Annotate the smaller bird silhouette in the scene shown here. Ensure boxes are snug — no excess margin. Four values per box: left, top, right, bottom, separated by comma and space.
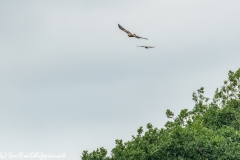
137, 46, 155, 49
118, 24, 148, 40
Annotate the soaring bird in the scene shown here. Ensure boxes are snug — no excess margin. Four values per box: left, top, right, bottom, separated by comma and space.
137, 46, 155, 49
118, 24, 148, 40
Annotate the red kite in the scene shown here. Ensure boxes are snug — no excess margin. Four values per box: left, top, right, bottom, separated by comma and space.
137, 46, 155, 49
118, 24, 148, 40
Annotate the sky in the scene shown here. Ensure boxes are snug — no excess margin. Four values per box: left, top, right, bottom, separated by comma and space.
0, 0, 240, 159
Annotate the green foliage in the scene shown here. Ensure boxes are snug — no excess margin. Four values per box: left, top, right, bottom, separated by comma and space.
82, 147, 110, 160
81, 68, 240, 160
166, 109, 174, 119
213, 69, 240, 107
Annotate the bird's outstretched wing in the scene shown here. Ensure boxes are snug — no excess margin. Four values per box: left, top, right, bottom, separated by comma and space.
134, 35, 148, 40
118, 24, 132, 35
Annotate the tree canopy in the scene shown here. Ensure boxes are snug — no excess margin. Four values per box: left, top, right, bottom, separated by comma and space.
81, 68, 240, 160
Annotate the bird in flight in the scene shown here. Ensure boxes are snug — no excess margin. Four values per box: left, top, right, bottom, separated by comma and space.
137, 46, 155, 49
118, 24, 148, 40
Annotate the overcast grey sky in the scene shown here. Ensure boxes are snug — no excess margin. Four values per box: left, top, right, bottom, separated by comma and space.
0, 0, 240, 159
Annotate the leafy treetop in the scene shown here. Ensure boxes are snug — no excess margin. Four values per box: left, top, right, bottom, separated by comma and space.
81, 68, 240, 160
